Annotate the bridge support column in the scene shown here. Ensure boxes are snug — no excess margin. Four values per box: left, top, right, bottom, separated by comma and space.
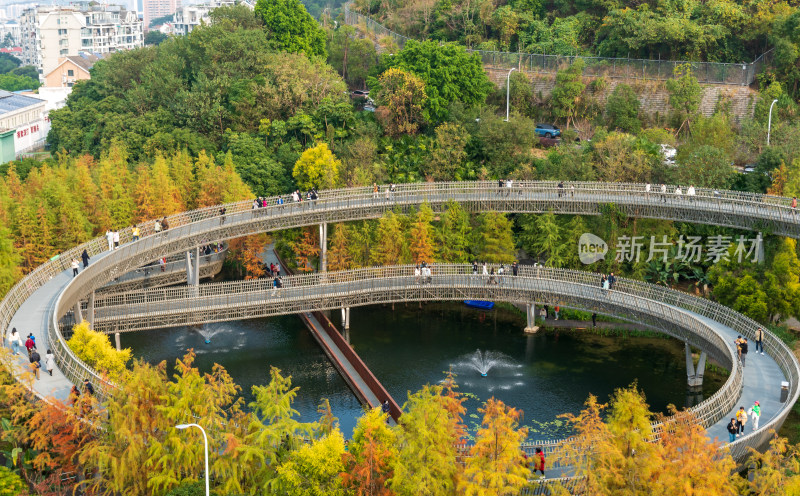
87, 292, 95, 327
341, 307, 350, 330
686, 343, 706, 391
319, 223, 328, 272
193, 246, 200, 285
186, 248, 200, 286
524, 303, 539, 333
74, 302, 83, 324
114, 332, 121, 351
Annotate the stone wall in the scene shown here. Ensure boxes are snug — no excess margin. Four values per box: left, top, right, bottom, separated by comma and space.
486, 68, 758, 122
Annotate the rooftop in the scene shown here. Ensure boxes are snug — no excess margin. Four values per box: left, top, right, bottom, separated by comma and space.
0, 90, 45, 115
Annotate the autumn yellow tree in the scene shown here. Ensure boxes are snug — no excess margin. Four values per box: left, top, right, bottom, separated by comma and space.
341, 407, 398, 496
66, 321, 131, 380
372, 212, 405, 266
746, 434, 800, 495
408, 204, 435, 264
293, 142, 341, 191
293, 227, 321, 272
459, 398, 529, 496
328, 224, 354, 272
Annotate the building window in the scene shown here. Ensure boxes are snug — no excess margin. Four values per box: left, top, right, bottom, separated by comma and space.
67, 69, 74, 76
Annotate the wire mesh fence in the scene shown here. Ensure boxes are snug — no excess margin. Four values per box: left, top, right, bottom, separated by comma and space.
343, 4, 772, 86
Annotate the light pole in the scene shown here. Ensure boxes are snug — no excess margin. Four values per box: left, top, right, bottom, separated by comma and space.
767, 99, 778, 146
505, 67, 516, 122
176, 424, 209, 496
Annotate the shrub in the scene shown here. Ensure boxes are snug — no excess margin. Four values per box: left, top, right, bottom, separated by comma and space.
66, 321, 131, 379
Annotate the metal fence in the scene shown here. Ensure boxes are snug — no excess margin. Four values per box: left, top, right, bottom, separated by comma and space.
343, 3, 773, 86
0, 181, 797, 476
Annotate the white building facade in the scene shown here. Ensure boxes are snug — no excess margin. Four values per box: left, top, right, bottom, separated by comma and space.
20, 4, 142, 77
173, 0, 251, 36
0, 90, 50, 156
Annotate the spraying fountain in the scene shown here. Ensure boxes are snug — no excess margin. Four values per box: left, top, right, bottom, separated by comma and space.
194, 325, 221, 344
453, 349, 518, 377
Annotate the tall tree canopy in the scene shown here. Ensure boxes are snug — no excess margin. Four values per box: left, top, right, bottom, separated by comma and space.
255, 0, 327, 58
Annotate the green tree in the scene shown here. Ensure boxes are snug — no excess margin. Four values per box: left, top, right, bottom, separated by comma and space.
255, 0, 326, 57
605, 83, 641, 133
391, 385, 461, 496
372, 212, 405, 265
673, 145, 736, 189
666, 64, 702, 135
293, 142, 341, 190
0, 227, 21, 297
0, 73, 40, 91
384, 40, 492, 122
550, 59, 585, 129
437, 201, 472, 263
0, 466, 26, 496
426, 123, 469, 181
145, 31, 168, 45
475, 212, 516, 263
375, 68, 427, 138
531, 212, 565, 267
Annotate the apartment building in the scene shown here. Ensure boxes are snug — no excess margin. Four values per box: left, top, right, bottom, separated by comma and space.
173, 0, 252, 36
0, 90, 49, 159
143, 0, 181, 31
20, 4, 142, 77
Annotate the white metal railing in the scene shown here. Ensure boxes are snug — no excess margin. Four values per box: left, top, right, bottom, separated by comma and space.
0, 181, 796, 457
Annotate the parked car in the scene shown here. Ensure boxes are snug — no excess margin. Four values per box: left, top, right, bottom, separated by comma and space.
363, 104, 376, 112
535, 123, 561, 138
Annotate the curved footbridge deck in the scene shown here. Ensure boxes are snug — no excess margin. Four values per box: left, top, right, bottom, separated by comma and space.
1, 181, 799, 479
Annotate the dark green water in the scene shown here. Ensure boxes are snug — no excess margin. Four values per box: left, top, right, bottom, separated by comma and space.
123, 302, 725, 439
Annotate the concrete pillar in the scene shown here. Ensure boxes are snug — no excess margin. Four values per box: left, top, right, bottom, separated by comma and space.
319, 223, 328, 272
87, 291, 95, 327
74, 302, 83, 323
524, 303, 539, 334
186, 251, 193, 284
686, 343, 706, 391
193, 246, 200, 285
114, 332, 121, 351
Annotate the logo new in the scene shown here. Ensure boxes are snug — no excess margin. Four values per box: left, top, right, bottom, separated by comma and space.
579, 233, 608, 264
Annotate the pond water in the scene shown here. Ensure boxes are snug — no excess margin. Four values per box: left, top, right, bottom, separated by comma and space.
124, 302, 725, 439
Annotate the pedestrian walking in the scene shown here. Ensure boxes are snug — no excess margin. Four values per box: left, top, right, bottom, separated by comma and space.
687, 185, 696, 202
24, 334, 35, 358
424, 264, 432, 284
793, 197, 797, 214
29, 349, 40, 379
506, 178, 513, 196
592, 313, 597, 328
81, 249, 90, 268
512, 261, 518, 276
414, 264, 421, 284
69, 385, 80, 406
602, 276, 610, 293
608, 272, 616, 290
45, 349, 55, 376
570, 184, 575, 197
554, 306, 560, 320
498, 178, 504, 195
373, 183, 378, 199
534, 448, 545, 478
727, 418, 738, 443
740, 338, 749, 367
83, 379, 95, 396
472, 261, 478, 275
219, 207, 227, 224
71, 258, 79, 277
660, 183, 667, 202
558, 181, 564, 198
271, 276, 283, 296
748, 401, 761, 430
487, 268, 497, 285
755, 327, 764, 355
132, 225, 140, 241
113, 230, 120, 249
154, 219, 162, 234
161, 217, 169, 231
736, 406, 747, 435
8, 328, 20, 355
675, 186, 683, 198
382, 400, 390, 414
105, 229, 114, 251
645, 183, 651, 197
735, 336, 743, 362
482, 262, 488, 277
498, 264, 504, 285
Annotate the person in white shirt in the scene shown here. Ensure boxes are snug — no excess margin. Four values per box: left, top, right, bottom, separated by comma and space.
645, 183, 651, 195
113, 230, 120, 249
687, 185, 696, 202
71, 258, 79, 277
675, 187, 682, 197
105, 230, 114, 251
506, 179, 513, 196
414, 265, 421, 284
660, 184, 667, 203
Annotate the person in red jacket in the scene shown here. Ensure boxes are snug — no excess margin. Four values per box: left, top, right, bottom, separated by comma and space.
534, 447, 545, 479
24, 334, 35, 358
